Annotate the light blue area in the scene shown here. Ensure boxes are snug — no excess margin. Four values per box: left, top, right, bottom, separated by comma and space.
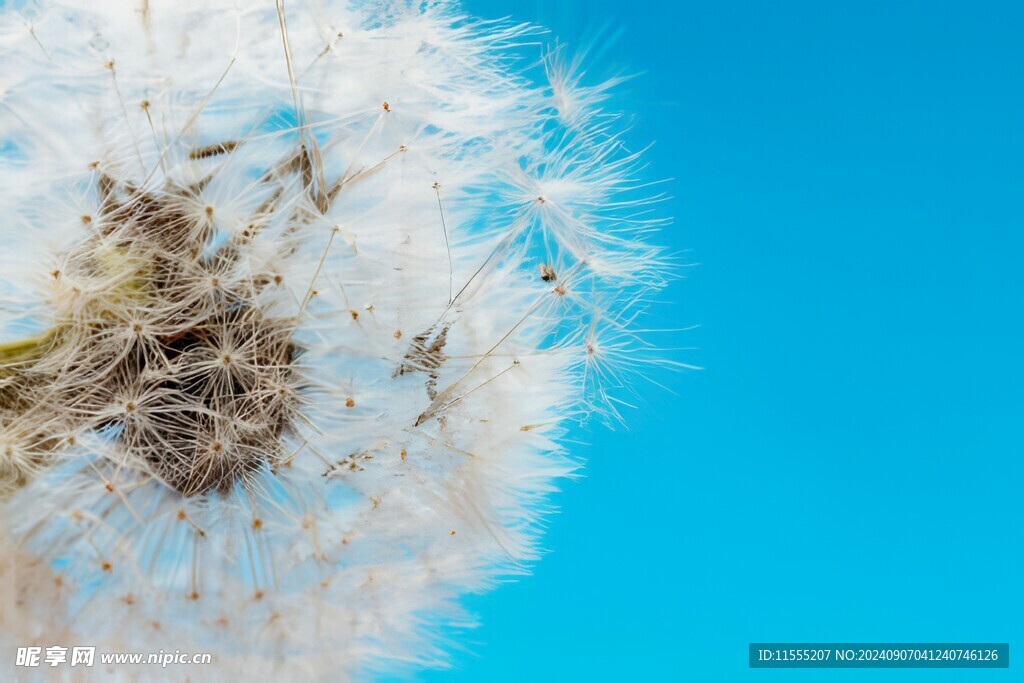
405, 1, 1022, 681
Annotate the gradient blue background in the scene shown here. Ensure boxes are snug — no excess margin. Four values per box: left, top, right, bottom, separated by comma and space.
418, 1, 1023, 681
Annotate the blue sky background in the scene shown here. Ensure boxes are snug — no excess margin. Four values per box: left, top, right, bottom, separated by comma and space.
414, 1, 1024, 681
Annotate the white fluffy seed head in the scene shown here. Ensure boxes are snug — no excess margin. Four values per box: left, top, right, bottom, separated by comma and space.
0, 0, 676, 679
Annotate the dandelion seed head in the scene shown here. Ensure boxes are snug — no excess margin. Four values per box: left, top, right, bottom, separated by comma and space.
0, 0, 680, 678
